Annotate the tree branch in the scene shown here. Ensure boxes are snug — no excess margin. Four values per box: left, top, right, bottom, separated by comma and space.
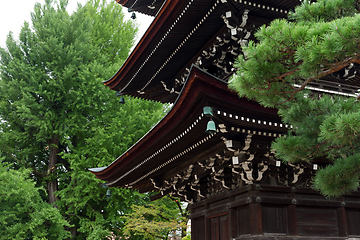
298, 55, 360, 92
1, 143, 46, 177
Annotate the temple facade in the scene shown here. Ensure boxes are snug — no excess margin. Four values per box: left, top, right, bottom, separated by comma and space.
91, 0, 360, 239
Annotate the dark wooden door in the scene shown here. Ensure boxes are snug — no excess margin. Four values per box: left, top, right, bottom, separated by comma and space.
209, 214, 229, 240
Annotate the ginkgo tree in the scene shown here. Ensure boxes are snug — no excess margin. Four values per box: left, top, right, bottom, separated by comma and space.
0, 0, 166, 238
0, 160, 71, 240
230, 0, 360, 197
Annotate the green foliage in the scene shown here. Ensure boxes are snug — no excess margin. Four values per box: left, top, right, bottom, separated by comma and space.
56, 96, 165, 239
273, 95, 358, 162
0, 0, 165, 238
231, 0, 360, 197
289, 0, 358, 22
122, 196, 188, 240
0, 161, 70, 240
272, 95, 360, 196
182, 235, 191, 240
230, 0, 360, 107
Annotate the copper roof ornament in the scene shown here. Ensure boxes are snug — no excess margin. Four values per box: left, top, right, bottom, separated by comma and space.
128, 7, 136, 19
116, 91, 125, 104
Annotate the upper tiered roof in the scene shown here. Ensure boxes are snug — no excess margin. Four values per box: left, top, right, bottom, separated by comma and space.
117, 0, 165, 16
107, 0, 360, 103
105, 0, 302, 103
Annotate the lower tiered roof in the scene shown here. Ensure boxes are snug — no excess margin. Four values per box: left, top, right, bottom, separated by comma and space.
91, 66, 320, 203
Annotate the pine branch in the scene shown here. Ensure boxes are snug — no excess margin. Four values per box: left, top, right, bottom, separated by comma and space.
299, 55, 360, 90
277, 54, 360, 105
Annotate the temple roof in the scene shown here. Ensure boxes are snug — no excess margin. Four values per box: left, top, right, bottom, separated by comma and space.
109, 0, 360, 103
117, 0, 165, 16
106, 0, 302, 103
92, 66, 289, 193
90, 0, 341, 201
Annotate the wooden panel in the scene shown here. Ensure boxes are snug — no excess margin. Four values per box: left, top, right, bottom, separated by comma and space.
346, 208, 360, 236
297, 207, 338, 237
260, 192, 288, 198
219, 215, 230, 240
237, 206, 250, 236
229, 208, 237, 238
249, 203, 263, 235
192, 217, 205, 240
210, 217, 219, 240
262, 205, 287, 234
209, 198, 230, 208
208, 214, 229, 240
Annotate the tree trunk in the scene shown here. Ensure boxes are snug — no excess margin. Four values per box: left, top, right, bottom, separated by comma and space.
48, 136, 59, 206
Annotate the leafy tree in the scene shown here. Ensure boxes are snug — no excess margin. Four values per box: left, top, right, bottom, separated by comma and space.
0, 0, 165, 238
122, 196, 189, 240
230, 0, 360, 197
0, 161, 70, 240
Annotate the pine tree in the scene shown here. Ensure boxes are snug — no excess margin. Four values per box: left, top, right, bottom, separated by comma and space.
0, 0, 165, 238
230, 0, 360, 197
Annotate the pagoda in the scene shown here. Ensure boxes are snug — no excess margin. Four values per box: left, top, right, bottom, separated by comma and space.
91, 0, 360, 239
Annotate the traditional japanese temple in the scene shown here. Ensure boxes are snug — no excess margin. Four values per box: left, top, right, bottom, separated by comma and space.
91, 0, 360, 239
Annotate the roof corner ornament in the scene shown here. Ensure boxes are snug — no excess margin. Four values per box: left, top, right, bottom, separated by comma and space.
128, 7, 136, 19
116, 91, 125, 104
203, 106, 217, 134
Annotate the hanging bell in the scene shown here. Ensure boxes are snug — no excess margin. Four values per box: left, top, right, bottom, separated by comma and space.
206, 119, 216, 134
119, 96, 125, 104
130, 12, 136, 19
105, 189, 111, 199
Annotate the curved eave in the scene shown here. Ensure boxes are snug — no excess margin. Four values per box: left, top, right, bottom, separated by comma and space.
104, 0, 185, 90
117, 0, 130, 5
91, 65, 283, 186
116, 0, 165, 16
105, 0, 300, 102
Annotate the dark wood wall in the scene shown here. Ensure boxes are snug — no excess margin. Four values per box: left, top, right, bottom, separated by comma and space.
189, 185, 360, 240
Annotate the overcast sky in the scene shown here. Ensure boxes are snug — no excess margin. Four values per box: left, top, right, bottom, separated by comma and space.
0, 0, 153, 48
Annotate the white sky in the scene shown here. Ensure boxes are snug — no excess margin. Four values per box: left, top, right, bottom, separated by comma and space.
0, 0, 153, 48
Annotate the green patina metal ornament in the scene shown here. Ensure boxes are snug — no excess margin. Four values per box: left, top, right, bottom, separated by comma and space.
116, 91, 125, 104
206, 119, 216, 134
203, 106, 213, 117
105, 189, 111, 199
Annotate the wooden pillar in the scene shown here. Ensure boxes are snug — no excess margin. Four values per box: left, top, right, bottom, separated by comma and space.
287, 204, 298, 236
337, 207, 348, 237
229, 207, 237, 238
204, 203, 210, 240
287, 192, 298, 236
249, 202, 262, 235
249, 187, 262, 235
